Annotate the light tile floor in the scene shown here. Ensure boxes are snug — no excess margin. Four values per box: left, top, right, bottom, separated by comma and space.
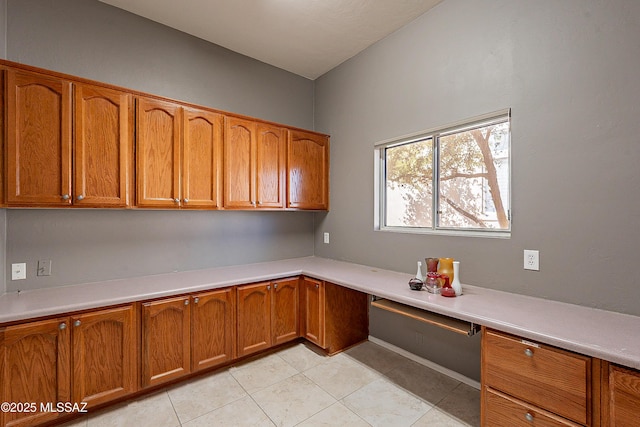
61, 341, 480, 427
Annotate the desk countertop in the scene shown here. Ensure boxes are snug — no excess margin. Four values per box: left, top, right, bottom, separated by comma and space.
1, 256, 639, 369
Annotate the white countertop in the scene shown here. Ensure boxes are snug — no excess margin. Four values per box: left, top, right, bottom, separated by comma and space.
1, 256, 639, 369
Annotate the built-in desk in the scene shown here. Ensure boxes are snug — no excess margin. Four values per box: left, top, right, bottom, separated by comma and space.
1, 255, 640, 369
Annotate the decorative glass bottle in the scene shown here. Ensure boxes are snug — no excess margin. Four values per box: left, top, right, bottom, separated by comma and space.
451, 261, 462, 296
437, 257, 454, 287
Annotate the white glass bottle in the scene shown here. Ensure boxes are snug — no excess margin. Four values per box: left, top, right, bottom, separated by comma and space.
451, 261, 462, 296
415, 261, 424, 282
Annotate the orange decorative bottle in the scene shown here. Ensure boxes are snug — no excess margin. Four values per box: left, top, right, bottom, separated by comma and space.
437, 257, 454, 286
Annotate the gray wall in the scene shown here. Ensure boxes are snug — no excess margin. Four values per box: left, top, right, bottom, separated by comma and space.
4, 0, 316, 290
314, 0, 640, 380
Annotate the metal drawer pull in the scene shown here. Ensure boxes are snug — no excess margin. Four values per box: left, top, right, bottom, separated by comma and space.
74, 320, 81, 327
524, 348, 533, 357
525, 412, 534, 422
194, 297, 199, 304
59, 322, 67, 330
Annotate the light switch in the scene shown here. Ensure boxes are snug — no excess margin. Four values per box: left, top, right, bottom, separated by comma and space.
38, 260, 52, 276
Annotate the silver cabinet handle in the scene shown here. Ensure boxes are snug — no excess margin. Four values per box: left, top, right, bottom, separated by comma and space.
77, 194, 84, 201
62, 194, 70, 200
74, 320, 81, 327
525, 412, 534, 422
257, 201, 262, 205
184, 299, 189, 305
194, 297, 199, 304
315, 284, 319, 289
524, 348, 533, 357
59, 322, 67, 330
183, 198, 189, 203
174, 198, 180, 204
267, 285, 271, 290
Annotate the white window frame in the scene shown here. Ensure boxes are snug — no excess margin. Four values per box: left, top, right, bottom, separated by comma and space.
374, 109, 511, 238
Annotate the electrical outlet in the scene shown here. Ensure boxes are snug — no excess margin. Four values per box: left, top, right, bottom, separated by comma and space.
12, 263, 27, 280
524, 250, 540, 271
323, 232, 330, 244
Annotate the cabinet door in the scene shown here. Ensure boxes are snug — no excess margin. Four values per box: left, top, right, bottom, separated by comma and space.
256, 124, 286, 208
183, 108, 223, 209
224, 117, 256, 208
6, 69, 72, 206
136, 97, 182, 208
300, 277, 325, 348
237, 282, 271, 357
0, 318, 71, 427
272, 278, 299, 345
71, 305, 137, 408
75, 83, 133, 207
287, 130, 329, 210
141, 296, 191, 387
191, 288, 236, 371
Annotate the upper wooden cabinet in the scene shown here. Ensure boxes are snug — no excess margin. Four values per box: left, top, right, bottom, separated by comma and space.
1, 60, 328, 210
224, 117, 286, 209
74, 83, 133, 207
6, 69, 72, 206
0, 317, 71, 427
136, 98, 223, 209
287, 129, 329, 210
5, 69, 133, 207
136, 97, 182, 208
183, 107, 224, 209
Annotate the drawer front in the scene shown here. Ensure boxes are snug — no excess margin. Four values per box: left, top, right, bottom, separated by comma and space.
484, 387, 582, 427
483, 330, 590, 425
608, 364, 640, 426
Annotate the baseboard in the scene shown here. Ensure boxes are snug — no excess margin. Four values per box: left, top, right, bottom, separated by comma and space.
368, 335, 481, 390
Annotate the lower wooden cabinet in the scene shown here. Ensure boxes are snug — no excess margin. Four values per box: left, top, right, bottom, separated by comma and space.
300, 278, 369, 355
0, 318, 71, 427
0, 305, 137, 427
271, 278, 300, 346
71, 305, 138, 408
141, 295, 192, 387
237, 278, 299, 357
601, 363, 640, 426
141, 288, 237, 387
191, 288, 236, 371
0, 277, 371, 427
300, 277, 325, 347
482, 328, 593, 426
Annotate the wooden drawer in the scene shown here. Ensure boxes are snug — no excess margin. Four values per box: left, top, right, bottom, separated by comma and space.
483, 329, 590, 425
484, 387, 582, 427
605, 364, 640, 426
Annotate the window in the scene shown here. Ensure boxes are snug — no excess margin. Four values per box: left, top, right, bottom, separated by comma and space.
375, 109, 511, 236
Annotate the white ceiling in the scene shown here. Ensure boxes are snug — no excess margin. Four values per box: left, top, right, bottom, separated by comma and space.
99, 0, 442, 80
